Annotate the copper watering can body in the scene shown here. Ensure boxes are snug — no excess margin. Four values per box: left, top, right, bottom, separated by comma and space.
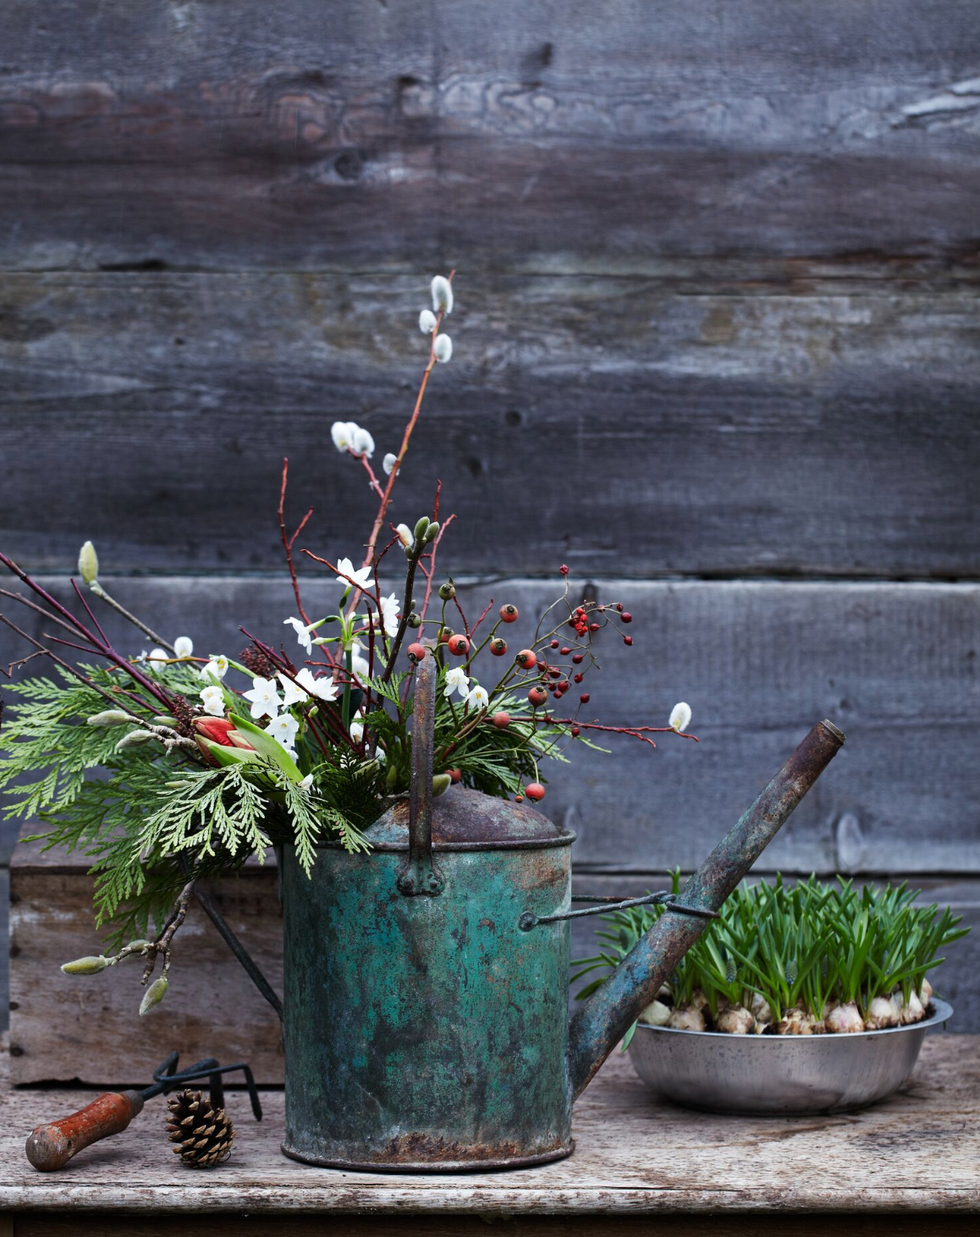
280, 652, 845, 1171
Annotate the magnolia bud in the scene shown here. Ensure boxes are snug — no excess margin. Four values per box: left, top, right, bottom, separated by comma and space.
139, 976, 168, 1016
78, 540, 99, 585
424, 521, 439, 543
126, 940, 150, 953
432, 773, 452, 798
86, 710, 133, 727
61, 955, 108, 975
115, 729, 158, 751
414, 516, 430, 541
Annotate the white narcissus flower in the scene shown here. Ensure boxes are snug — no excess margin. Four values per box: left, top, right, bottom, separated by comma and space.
431, 275, 453, 315
299, 773, 314, 791
297, 667, 339, 702
351, 426, 375, 458
201, 655, 229, 680
267, 712, 300, 752
173, 636, 194, 659
466, 684, 489, 711
396, 523, 414, 548
331, 421, 359, 452
350, 645, 372, 681
669, 701, 692, 733
199, 685, 226, 717
335, 557, 373, 591
243, 676, 281, 720
419, 308, 437, 334
146, 648, 169, 673
443, 666, 470, 699
349, 709, 366, 742
278, 672, 309, 708
376, 593, 400, 638
383, 452, 398, 476
433, 333, 452, 364
284, 615, 319, 655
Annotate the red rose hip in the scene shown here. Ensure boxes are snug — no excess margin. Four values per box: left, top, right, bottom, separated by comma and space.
499, 604, 519, 623
493, 711, 511, 729
447, 634, 470, 656
528, 686, 548, 707
515, 648, 537, 669
407, 643, 427, 662
489, 637, 508, 656
525, 782, 546, 802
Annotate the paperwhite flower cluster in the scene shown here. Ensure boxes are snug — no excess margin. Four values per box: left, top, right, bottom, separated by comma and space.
239, 668, 339, 756
443, 666, 488, 712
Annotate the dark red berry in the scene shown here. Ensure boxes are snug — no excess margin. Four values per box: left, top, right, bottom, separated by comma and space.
549, 668, 561, 679
571, 725, 580, 737
558, 680, 570, 692
490, 637, 508, 656
623, 634, 633, 646
621, 612, 632, 624
500, 604, 519, 624
559, 564, 569, 576
560, 646, 571, 656
616, 603, 624, 612
550, 639, 559, 649
572, 653, 584, 664
589, 622, 600, 632
580, 693, 590, 704
573, 672, 584, 683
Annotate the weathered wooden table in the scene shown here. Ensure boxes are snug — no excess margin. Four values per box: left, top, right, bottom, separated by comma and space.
1, 1036, 977, 1236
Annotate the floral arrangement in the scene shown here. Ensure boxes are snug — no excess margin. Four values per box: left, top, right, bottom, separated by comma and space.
575, 873, 967, 1042
0, 275, 696, 1016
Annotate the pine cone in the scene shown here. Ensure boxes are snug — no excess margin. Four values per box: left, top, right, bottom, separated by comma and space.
165, 1089, 234, 1168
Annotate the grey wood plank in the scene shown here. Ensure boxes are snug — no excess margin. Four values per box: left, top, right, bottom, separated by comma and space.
0, 1, 978, 271
0, 577, 976, 874
1, 274, 977, 577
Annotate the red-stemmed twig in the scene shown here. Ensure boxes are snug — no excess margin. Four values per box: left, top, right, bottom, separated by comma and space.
278, 459, 315, 627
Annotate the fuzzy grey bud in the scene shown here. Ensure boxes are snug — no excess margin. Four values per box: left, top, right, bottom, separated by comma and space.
61, 955, 108, 975
78, 540, 99, 585
86, 710, 134, 728
139, 976, 169, 1016
115, 729, 158, 751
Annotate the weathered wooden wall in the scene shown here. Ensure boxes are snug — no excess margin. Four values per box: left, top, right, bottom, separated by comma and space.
1, 0, 978, 1043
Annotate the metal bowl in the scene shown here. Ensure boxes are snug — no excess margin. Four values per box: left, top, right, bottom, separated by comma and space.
628, 999, 953, 1115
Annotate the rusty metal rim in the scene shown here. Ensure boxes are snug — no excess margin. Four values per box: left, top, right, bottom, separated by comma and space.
318, 833, 576, 853
280, 1139, 575, 1173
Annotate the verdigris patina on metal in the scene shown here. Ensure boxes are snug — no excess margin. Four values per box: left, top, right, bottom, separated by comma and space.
281, 652, 845, 1171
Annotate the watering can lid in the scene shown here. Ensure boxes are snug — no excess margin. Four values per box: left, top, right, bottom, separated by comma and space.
358, 784, 575, 852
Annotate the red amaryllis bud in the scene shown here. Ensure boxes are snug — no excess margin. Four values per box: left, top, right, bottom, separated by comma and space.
407, 643, 427, 662
447, 634, 470, 656
493, 711, 511, 729
193, 718, 237, 746
515, 648, 537, 669
499, 604, 519, 623
490, 637, 508, 656
525, 783, 546, 802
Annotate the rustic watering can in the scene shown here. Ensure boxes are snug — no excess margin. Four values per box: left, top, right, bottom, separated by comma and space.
280, 653, 844, 1171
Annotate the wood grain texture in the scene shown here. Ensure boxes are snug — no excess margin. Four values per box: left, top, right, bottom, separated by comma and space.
1, 274, 978, 577
2, 1039, 978, 1214
0, 2, 979, 272
1, 576, 976, 872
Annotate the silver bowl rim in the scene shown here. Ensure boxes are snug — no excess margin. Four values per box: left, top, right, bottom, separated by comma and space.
631, 997, 953, 1043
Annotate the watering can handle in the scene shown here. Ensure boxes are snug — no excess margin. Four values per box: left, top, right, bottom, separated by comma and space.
397, 647, 445, 897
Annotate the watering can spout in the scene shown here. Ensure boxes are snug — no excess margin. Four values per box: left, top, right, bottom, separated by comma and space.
566, 719, 846, 1099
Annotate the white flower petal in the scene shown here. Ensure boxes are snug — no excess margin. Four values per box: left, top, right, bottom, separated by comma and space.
199, 685, 226, 718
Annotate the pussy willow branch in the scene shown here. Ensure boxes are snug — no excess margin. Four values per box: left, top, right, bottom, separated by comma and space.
88, 580, 176, 655
278, 458, 314, 627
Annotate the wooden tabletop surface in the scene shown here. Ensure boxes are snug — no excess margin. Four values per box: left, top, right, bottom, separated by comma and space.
2, 1035, 978, 1219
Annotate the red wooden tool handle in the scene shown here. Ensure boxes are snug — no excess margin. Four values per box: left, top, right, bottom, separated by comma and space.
26, 1090, 144, 1171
